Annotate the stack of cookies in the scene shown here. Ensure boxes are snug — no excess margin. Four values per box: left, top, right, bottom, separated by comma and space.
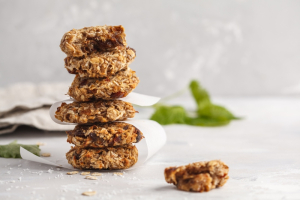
55, 25, 144, 170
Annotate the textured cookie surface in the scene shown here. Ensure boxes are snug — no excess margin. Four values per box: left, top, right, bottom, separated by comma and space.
68, 68, 139, 101
164, 160, 229, 192
60, 25, 127, 57
66, 145, 138, 170
66, 122, 144, 148
55, 100, 136, 124
65, 47, 136, 78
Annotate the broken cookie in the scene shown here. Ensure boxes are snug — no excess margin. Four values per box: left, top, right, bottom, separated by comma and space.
164, 160, 229, 192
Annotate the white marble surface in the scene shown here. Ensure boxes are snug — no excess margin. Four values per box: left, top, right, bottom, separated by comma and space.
1, 97, 300, 200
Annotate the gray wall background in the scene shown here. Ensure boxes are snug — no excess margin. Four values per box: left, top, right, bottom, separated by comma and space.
0, 0, 300, 97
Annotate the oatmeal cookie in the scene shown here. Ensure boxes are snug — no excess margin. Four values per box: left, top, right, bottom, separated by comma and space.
55, 100, 136, 124
60, 25, 127, 57
64, 47, 136, 78
66, 145, 138, 170
68, 68, 139, 101
164, 160, 229, 192
66, 122, 144, 148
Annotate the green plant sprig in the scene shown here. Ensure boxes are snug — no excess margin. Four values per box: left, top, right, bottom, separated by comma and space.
150, 80, 240, 126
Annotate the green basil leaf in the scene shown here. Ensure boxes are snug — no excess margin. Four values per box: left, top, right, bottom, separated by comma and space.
190, 80, 239, 120
150, 105, 231, 126
198, 104, 239, 120
150, 80, 241, 127
189, 80, 211, 109
186, 116, 231, 126
0, 140, 41, 158
150, 105, 187, 125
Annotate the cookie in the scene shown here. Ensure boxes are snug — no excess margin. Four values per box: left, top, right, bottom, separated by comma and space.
64, 47, 136, 78
164, 160, 229, 192
60, 25, 127, 57
55, 100, 136, 124
66, 122, 144, 148
66, 145, 138, 170
68, 68, 139, 101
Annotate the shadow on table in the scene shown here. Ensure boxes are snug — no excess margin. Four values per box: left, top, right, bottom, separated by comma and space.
154, 185, 177, 192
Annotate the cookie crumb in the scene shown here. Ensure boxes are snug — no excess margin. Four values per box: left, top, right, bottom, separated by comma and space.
41, 153, 51, 157
113, 172, 123, 176
85, 176, 98, 180
91, 172, 102, 176
36, 142, 46, 146
81, 172, 90, 175
67, 171, 79, 175
82, 191, 96, 196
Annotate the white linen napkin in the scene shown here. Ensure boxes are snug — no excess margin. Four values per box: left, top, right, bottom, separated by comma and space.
0, 82, 75, 135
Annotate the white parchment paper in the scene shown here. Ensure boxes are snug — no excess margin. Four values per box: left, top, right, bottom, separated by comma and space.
20, 119, 167, 170
120, 92, 160, 106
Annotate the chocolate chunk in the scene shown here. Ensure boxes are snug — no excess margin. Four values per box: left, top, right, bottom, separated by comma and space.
93, 39, 124, 52
79, 79, 88, 87
113, 135, 122, 143
110, 91, 126, 98
135, 128, 143, 142
67, 68, 77, 74
66, 114, 71, 121
70, 129, 85, 137
108, 139, 114, 147
74, 150, 81, 160
90, 132, 98, 141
